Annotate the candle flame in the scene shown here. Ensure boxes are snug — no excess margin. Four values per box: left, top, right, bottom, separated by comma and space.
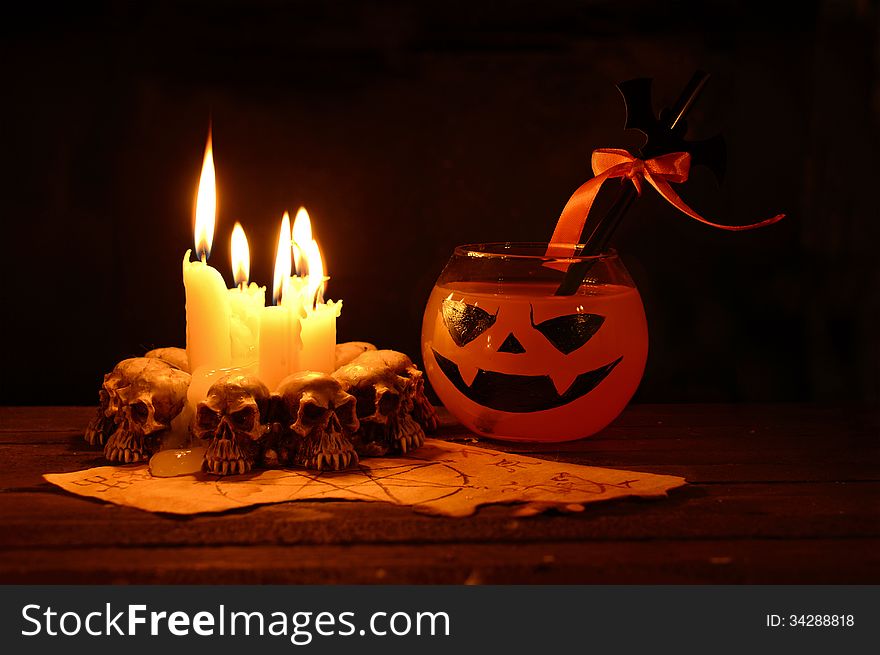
292, 206, 312, 276
305, 239, 325, 306
291, 206, 326, 306
194, 130, 216, 261
272, 211, 292, 305
230, 222, 250, 288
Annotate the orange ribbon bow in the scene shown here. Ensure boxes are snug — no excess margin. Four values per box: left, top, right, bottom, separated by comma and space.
546, 148, 785, 258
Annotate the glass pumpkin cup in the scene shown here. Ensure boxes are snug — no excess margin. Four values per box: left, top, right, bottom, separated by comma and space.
421, 243, 647, 442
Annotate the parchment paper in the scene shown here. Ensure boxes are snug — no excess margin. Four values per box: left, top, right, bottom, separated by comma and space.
44, 439, 685, 517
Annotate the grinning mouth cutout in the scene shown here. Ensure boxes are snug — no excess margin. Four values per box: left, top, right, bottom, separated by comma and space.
432, 349, 623, 413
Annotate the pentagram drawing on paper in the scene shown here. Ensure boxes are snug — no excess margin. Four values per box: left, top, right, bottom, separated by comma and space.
44, 439, 686, 517
213, 453, 473, 509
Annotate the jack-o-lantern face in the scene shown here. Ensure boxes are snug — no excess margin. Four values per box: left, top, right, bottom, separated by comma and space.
422, 284, 648, 442
431, 298, 621, 413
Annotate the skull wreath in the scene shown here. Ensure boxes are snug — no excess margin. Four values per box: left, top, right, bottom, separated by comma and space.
85, 345, 432, 471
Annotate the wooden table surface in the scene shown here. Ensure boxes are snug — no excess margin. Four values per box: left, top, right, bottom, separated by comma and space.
0, 404, 877, 584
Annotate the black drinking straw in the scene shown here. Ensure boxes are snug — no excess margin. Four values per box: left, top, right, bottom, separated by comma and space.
554, 71, 712, 296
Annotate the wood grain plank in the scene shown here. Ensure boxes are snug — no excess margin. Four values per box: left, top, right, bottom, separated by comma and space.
0, 404, 876, 584
1, 539, 877, 584
0, 481, 876, 548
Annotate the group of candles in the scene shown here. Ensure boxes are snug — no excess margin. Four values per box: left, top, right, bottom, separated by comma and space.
182, 132, 341, 402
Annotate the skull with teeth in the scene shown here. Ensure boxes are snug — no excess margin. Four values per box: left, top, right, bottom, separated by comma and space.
194, 374, 270, 476
366, 350, 439, 433
97, 357, 191, 463
86, 358, 143, 447
333, 353, 426, 456
86, 349, 190, 446
277, 371, 359, 471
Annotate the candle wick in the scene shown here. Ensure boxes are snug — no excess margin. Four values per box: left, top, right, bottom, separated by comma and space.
238, 282, 246, 291
200, 253, 207, 264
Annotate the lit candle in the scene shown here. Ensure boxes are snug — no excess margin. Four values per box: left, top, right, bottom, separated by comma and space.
258, 212, 302, 390
228, 222, 265, 366
289, 207, 341, 374
183, 130, 231, 374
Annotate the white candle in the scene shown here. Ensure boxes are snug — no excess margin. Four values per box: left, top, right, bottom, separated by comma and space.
228, 223, 265, 366
290, 207, 339, 374
258, 212, 302, 390
299, 300, 341, 373
183, 131, 232, 373
258, 306, 297, 391
229, 284, 265, 365
183, 252, 232, 372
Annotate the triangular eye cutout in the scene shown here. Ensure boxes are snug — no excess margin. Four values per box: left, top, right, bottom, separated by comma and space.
530, 305, 605, 354
497, 332, 526, 354
441, 298, 498, 347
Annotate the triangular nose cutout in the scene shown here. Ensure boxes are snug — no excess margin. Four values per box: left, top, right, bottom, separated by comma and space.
498, 332, 526, 354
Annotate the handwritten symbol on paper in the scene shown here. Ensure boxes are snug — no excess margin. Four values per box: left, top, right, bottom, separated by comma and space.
72, 472, 141, 493
542, 471, 639, 495
492, 458, 532, 473
209, 456, 475, 508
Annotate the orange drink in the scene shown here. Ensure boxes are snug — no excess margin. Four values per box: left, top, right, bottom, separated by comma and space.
421, 244, 647, 442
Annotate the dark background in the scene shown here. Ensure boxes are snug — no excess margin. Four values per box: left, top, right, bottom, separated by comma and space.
1, 0, 877, 406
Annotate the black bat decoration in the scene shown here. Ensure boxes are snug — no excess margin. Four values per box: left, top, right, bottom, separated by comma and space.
555, 71, 723, 295
617, 77, 727, 182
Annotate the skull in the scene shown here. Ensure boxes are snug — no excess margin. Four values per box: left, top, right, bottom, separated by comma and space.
193, 374, 270, 475
366, 350, 438, 433
99, 358, 191, 463
277, 371, 359, 471
333, 353, 426, 456
334, 341, 377, 369
145, 346, 190, 372
86, 358, 144, 447
85, 349, 190, 446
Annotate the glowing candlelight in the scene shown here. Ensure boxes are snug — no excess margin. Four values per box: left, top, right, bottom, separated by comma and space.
259, 212, 301, 390
289, 207, 340, 373
228, 222, 265, 367
194, 132, 217, 262
183, 129, 231, 374
230, 222, 250, 288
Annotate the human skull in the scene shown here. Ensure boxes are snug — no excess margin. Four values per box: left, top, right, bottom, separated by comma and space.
277, 371, 359, 471
85, 349, 190, 446
334, 341, 377, 369
366, 350, 438, 433
145, 346, 190, 372
99, 358, 191, 463
193, 373, 270, 475
86, 358, 143, 447
333, 354, 425, 456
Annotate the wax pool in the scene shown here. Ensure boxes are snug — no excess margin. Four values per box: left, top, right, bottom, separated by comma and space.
149, 447, 207, 478
422, 280, 648, 442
